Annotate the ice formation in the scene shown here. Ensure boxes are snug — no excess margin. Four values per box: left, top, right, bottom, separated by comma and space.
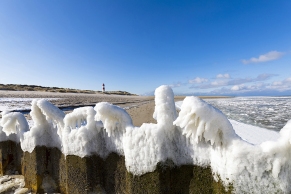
0, 112, 28, 142
62, 106, 103, 157
174, 96, 240, 146
19, 100, 64, 152
124, 85, 184, 174
175, 101, 281, 145
1, 85, 291, 193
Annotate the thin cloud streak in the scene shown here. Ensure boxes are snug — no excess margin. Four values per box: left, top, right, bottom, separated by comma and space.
189, 77, 208, 84
216, 73, 230, 79
200, 77, 291, 95
169, 83, 182, 88
242, 51, 285, 64
190, 74, 276, 89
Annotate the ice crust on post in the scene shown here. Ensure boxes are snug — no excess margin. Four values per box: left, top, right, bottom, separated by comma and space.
174, 96, 240, 146
124, 85, 183, 174
0, 112, 29, 142
62, 106, 103, 157
19, 100, 64, 152
1, 85, 291, 193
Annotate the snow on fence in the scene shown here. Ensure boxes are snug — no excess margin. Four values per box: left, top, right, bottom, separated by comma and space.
0, 85, 291, 193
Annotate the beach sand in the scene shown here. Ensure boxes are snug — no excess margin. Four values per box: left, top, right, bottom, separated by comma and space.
126, 97, 195, 126
0, 91, 187, 126
0, 90, 183, 126
126, 101, 157, 126
0, 90, 153, 107
0, 90, 154, 120
0, 90, 229, 123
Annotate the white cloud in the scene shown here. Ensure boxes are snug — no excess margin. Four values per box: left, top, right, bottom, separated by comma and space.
189, 76, 291, 95
231, 85, 241, 91
189, 77, 208, 84
209, 83, 268, 95
216, 73, 230, 79
169, 83, 181, 88
268, 77, 291, 92
210, 80, 228, 86
272, 81, 282, 86
256, 73, 276, 81
242, 51, 284, 64
231, 84, 254, 91
191, 74, 276, 89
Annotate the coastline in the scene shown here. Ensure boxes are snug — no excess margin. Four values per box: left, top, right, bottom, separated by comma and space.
0, 90, 230, 122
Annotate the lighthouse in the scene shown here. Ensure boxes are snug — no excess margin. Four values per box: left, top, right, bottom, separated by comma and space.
102, 83, 105, 92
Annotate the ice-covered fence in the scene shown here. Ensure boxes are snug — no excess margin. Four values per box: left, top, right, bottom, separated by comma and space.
1, 85, 291, 193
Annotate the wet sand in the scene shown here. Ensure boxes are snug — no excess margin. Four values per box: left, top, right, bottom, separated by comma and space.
126, 101, 157, 126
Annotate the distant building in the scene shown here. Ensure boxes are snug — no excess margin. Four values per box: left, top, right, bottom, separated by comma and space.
102, 83, 105, 92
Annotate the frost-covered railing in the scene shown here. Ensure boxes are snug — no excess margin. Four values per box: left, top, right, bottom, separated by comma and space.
1, 85, 291, 193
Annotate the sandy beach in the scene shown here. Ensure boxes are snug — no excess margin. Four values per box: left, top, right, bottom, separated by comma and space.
0, 90, 185, 127
0, 90, 189, 126
0, 90, 153, 107
0, 90, 230, 123
0, 90, 155, 120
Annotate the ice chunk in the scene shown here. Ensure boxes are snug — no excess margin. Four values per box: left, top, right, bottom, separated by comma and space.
62, 107, 104, 157
259, 119, 291, 186
124, 86, 186, 175
94, 102, 133, 137
174, 96, 239, 146
21, 99, 64, 152
153, 85, 177, 128
0, 112, 29, 142
64, 106, 97, 131
33, 99, 65, 134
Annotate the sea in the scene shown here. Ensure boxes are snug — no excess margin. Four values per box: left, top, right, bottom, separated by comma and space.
204, 96, 291, 131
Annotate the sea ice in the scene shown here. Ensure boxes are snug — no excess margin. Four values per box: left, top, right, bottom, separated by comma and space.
175, 101, 280, 145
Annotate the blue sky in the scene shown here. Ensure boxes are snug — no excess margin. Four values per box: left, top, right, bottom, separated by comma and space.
0, 0, 290, 96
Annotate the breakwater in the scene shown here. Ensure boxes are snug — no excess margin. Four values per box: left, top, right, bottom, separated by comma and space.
1, 85, 291, 193
0, 141, 228, 193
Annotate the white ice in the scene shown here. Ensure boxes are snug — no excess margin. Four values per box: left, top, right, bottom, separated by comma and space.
203, 96, 291, 131
175, 101, 280, 145
0, 112, 29, 142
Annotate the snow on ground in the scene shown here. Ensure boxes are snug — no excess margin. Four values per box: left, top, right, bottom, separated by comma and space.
229, 119, 279, 145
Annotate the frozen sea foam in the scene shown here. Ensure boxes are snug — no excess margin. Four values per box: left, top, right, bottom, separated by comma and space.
0, 85, 291, 193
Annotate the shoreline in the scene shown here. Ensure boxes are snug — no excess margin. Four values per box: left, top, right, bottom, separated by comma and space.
0, 90, 230, 115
